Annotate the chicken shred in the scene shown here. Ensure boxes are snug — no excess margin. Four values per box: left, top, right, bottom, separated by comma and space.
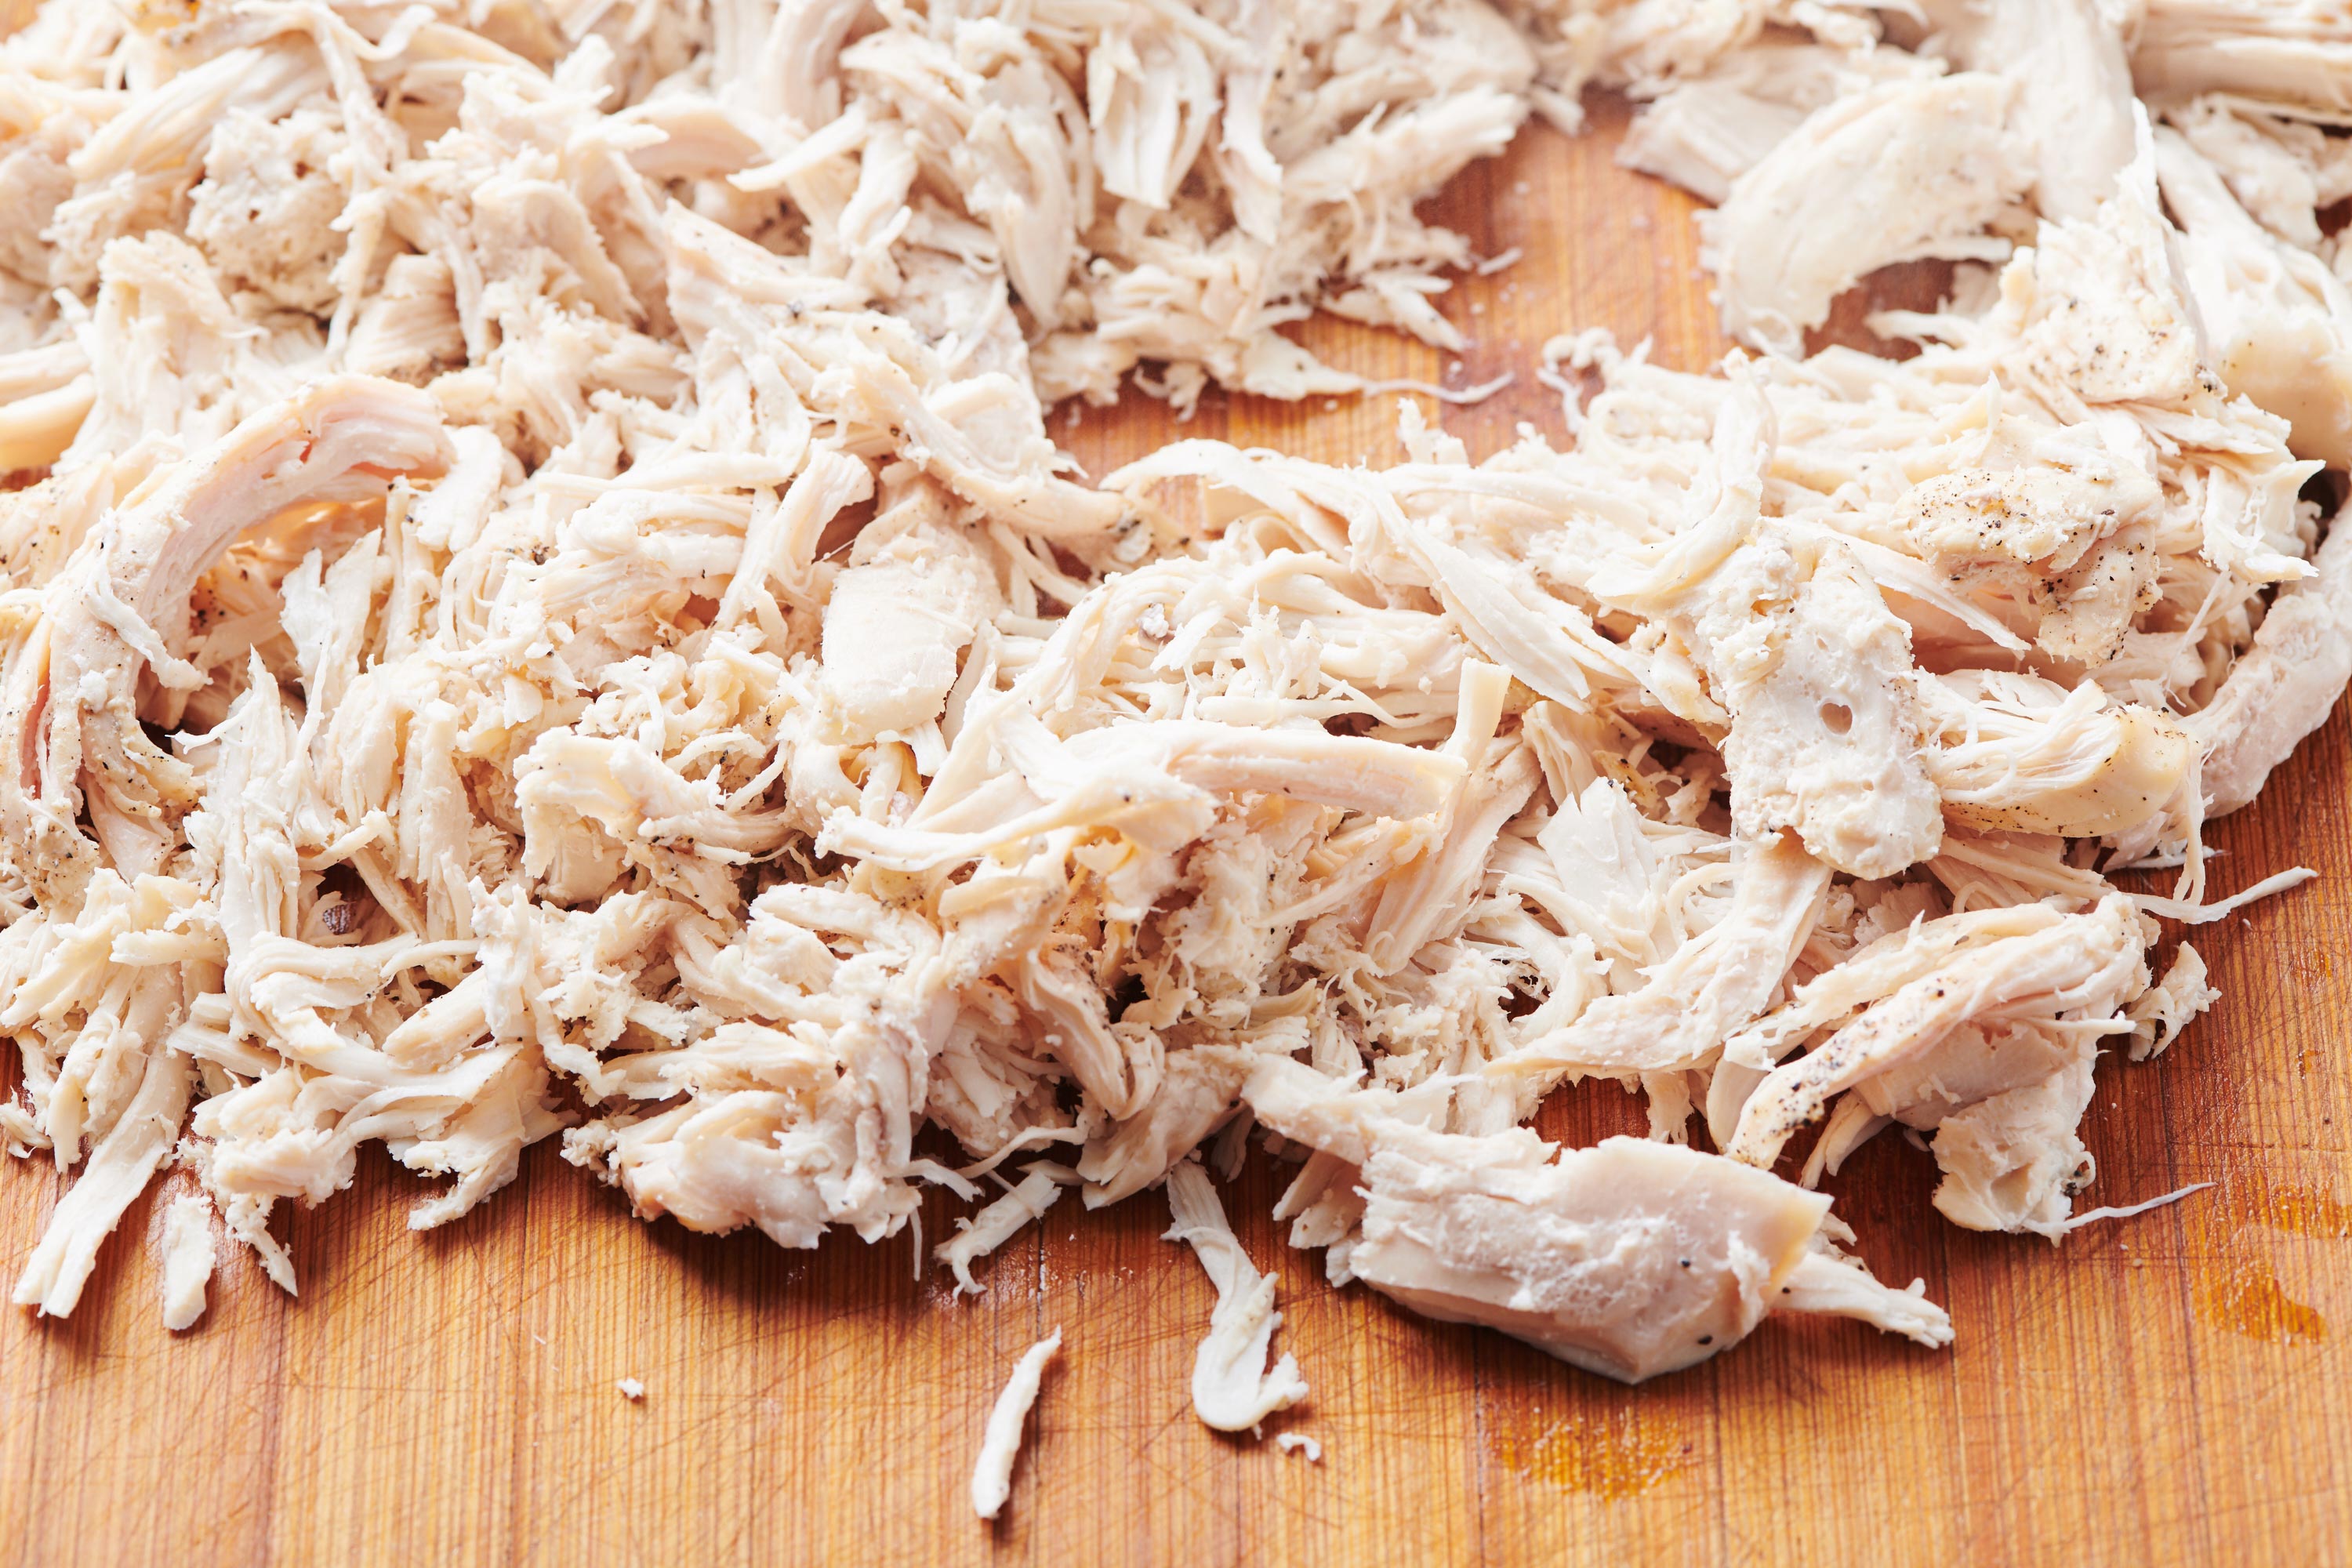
971, 1327, 1061, 1522
158, 1191, 216, 1331
937, 1165, 1069, 1295
1166, 1159, 1308, 1432
0, 0, 2337, 1432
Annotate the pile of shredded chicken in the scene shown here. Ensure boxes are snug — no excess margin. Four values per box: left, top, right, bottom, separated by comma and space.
2, 0, 2348, 1434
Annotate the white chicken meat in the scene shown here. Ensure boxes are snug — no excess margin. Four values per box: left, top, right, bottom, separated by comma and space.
0, 0, 2333, 1423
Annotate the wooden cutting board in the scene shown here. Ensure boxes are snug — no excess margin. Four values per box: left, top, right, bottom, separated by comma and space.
2, 100, 2347, 1568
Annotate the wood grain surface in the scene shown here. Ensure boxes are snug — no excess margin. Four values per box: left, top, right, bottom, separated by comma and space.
2, 99, 2349, 1568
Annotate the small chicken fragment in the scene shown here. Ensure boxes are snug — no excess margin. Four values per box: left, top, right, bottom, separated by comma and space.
1927, 1056, 2103, 1237
616, 1378, 645, 1402
2128, 946, 2220, 1062
819, 511, 993, 742
2062, 1181, 2213, 1232
1275, 1433, 1323, 1462
158, 1192, 216, 1332
971, 1329, 1062, 1523
1164, 1162, 1307, 1433
937, 1169, 1069, 1296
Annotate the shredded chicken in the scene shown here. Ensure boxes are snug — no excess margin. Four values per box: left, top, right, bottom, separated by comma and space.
971, 1327, 1061, 1521
158, 1191, 215, 1331
1166, 1159, 1307, 1432
937, 1165, 1069, 1294
0, 0, 2338, 1433
2062, 1178, 2213, 1232
2127, 945, 2220, 1062
1700, 72, 2031, 355
1248, 1059, 1948, 1380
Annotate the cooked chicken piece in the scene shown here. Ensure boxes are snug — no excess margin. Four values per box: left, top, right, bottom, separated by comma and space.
1922, 675, 2197, 841
343, 255, 465, 383
1620, 43, 1940, 205
1497, 829, 1828, 1077
1516, 771, 1718, 982
1164, 1160, 1306, 1433
2002, 125, 2209, 409
1700, 74, 2031, 354
516, 731, 794, 893
1353, 1128, 1840, 1381
1850, 1018, 2081, 1133
1700, 536, 1944, 877
2164, 98, 2352, 252
184, 105, 349, 314
1364, 665, 1542, 970
971, 1327, 1061, 1522
12, 1033, 189, 1317
1727, 894, 2143, 1175
0, 866, 208, 1160
1245, 1061, 1949, 1383
1926, 1040, 2100, 1236
1915, 0, 2137, 223
0, 0, 2332, 1434
0, 336, 89, 471
2190, 511, 2352, 818
1080, 1045, 1258, 1205
1505, 0, 1888, 133
0, 376, 448, 899
1900, 445, 2166, 663
937, 1167, 1069, 1296
1577, 436, 1945, 873
821, 514, 997, 742
2127, 944, 2219, 1062
2132, 2, 2352, 119
158, 1190, 215, 1332
2156, 129, 2352, 470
